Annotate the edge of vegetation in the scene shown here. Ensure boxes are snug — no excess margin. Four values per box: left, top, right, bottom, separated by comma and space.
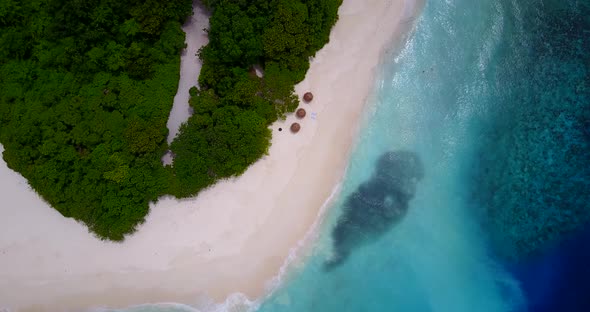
0, 0, 342, 240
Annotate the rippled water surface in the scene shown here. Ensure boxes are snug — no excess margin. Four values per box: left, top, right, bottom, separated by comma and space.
118, 0, 589, 311
256, 0, 589, 311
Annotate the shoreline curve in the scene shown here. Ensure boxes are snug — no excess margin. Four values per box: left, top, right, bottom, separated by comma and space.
0, 0, 422, 310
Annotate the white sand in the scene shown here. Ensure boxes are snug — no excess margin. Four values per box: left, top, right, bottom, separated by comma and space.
162, 1, 209, 166
0, 0, 419, 310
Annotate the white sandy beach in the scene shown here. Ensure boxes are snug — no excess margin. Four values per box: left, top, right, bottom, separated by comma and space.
0, 0, 418, 311
162, 2, 210, 165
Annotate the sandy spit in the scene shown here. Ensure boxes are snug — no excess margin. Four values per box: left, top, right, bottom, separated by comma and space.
0, 0, 420, 310
162, 1, 209, 165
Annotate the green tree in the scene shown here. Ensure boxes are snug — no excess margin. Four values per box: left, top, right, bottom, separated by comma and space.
0, 0, 342, 240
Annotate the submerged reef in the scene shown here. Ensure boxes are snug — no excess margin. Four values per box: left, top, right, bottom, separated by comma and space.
325, 151, 424, 270
472, 1, 590, 260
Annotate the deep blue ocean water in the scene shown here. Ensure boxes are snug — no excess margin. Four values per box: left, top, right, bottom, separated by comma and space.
254, 0, 589, 310
115, 0, 589, 311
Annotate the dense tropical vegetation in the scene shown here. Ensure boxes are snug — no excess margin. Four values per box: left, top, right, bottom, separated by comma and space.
0, 0, 193, 240
170, 0, 342, 197
0, 0, 342, 240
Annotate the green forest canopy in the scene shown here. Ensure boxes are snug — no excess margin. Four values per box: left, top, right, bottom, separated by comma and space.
0, 0, 342, 240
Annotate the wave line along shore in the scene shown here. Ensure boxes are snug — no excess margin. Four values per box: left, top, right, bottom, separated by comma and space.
0, 0, 420, 310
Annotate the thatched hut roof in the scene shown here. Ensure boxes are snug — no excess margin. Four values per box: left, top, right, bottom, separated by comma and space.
290, 122, 301, 133
296, 108, 306, 119
303, 92, 313, 103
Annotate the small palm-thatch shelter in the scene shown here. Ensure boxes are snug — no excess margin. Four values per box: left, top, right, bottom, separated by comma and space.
296, 108, 306, 119
303, 92, 313, 103
290, 122, 301, 133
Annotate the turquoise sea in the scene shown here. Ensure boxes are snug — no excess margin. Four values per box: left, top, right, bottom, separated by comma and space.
113, 0, 589, 311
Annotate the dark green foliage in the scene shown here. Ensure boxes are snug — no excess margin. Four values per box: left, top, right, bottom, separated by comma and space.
171, 0, 342, 197
0, 0, 192, 240
0, 0, 341, 240
170, 89, 271, 197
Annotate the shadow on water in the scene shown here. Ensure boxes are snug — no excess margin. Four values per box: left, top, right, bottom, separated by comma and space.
324, 151, 424, 270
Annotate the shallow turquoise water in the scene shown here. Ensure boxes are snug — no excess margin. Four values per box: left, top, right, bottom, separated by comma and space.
256, 0, 588, 310
256, 0, 525, 310
113, 0, 589, 310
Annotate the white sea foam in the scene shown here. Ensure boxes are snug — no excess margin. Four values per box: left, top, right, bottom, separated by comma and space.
82, 179, 343, 312
265, 179, 343, 289
0, 0, 415, 309
222, 179, 344, 312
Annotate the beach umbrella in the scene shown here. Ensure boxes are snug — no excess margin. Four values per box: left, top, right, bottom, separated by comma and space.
296, 108, 306, 119
303, 92, 313, 103
290, 122, 301, 133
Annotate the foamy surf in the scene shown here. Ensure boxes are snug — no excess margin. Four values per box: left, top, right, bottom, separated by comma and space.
0, 0, 436, 310
98, 180, 344, 312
